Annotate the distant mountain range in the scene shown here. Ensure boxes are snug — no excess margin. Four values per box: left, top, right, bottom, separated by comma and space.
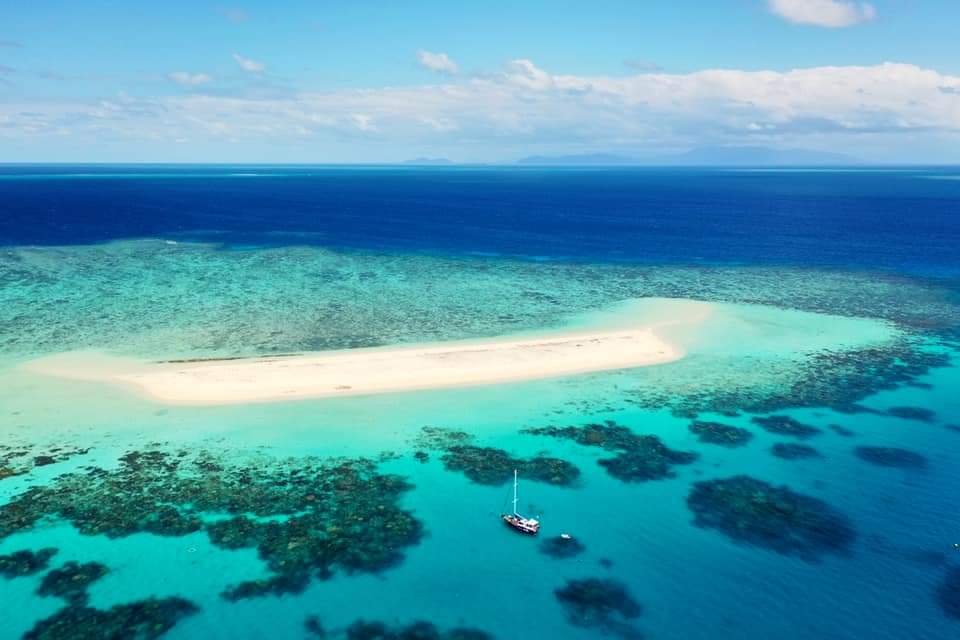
516, 146, 862, 166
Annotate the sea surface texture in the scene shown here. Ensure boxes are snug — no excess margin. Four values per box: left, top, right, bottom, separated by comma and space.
1, 166, 959, 640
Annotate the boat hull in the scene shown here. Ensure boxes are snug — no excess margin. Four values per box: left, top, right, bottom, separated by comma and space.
502, 513, 539, 535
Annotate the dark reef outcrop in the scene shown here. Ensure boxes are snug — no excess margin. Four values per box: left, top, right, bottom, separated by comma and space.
751, 416, 822, 439
854, 446, 927, 469
686, 475, 855, 560
554, 577, 643, 638
688, 421, 753, 447
525, 421, 697, 483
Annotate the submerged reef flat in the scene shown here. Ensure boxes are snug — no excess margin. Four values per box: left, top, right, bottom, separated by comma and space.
37, 561, 109, 606
751, 416, 822, 439
0, 447, 423, 601
854, 446, 928, 469
554, 578, 643, 638
24, 596, 199, 640
622, 336, 951, 419
4, 241, 958, 418
938, 567, 960, 620
525, 421, 697, 482
1, 442, 91, 481
688, 421, 753, 447
686, 475, 855, 560
771, 443, 822, 460
0, 547, 57, 578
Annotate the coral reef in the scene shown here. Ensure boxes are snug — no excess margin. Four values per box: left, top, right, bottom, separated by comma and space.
0, 548, 58, 578
24, 596, 198, 640
828, 424, 855, 437
414, 427, 580, 487
525, 421, 697, 482
315, 619, 494, 640
37, 561, 109, 606
439, 445, 579, 486
538, 535, 585, 559
751, 416, 822, 439
885, 406, 936, 423
554, 578, 643, 638
688, 421, 753, 447
771, 443, 822, 460
854, 446, 928, 469
686, 475, 855, 560
0, 447, 424, 602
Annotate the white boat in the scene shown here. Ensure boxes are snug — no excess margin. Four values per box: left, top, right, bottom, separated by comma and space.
501, 469, 540, 535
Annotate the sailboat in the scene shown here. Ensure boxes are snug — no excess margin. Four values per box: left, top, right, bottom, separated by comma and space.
502, 469, 540, 535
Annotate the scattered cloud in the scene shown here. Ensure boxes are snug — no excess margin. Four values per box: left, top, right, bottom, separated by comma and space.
0, 39, 23, 48
2, 62, 958, 160
768, 0, 877, 28
168, 71, 213, 87
350, 113, 377, 132
217, 7, 249, 23
417, 50, 458, 75
0, 64, 14, 75
232, 53, 265, 73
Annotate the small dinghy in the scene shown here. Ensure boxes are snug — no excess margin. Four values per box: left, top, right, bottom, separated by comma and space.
502, 469, 540, 535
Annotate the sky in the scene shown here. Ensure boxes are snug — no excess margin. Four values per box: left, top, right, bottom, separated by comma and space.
1, 0, 959, 163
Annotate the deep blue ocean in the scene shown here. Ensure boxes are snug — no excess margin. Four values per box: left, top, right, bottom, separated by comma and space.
2, 165, 959, 275
1, 165, 960, 640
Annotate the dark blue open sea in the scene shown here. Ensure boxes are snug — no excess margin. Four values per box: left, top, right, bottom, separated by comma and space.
1, 165, 959, 640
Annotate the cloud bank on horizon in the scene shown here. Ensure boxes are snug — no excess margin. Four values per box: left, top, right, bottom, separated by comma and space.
1, 0, 958, 162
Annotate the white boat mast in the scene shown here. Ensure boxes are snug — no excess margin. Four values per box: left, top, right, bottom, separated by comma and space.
513, 468, 519, 514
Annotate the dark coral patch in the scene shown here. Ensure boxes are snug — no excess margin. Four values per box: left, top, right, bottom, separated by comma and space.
525, 422, 697, 483
771, 443, 821, 460
854, 446, 927, 469
828, 424, 855, 437
687, 475, 855, 560
946, 424, 960, 434
0, 548, 58, 578
751, 415, 822, 439
221, 572, 310, 602
0, 448, 424, 602
439, 445, 580, 487
341, 619, 493, 640
885, 406, 936, 423
37, 561, 109, 606
689, 421, 753, 447
554, 578, 643, 638
24, 596, 198, 640
539, 535, 585, 559
937, 566, 960, 620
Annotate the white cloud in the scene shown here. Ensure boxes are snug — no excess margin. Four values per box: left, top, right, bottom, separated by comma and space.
3, 62, 959, 160
232, 53, 265, 73
768, 0, 876, 28
168, 72, 212, 87
417, 50, 458, 75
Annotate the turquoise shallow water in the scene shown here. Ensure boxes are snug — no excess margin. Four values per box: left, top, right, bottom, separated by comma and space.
2, 238, 960, 639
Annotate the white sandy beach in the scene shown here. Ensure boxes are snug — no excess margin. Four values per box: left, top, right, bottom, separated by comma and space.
24, 327, 679, 406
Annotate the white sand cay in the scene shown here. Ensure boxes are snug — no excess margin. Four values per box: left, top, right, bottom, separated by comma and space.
24, 299, 715, 406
